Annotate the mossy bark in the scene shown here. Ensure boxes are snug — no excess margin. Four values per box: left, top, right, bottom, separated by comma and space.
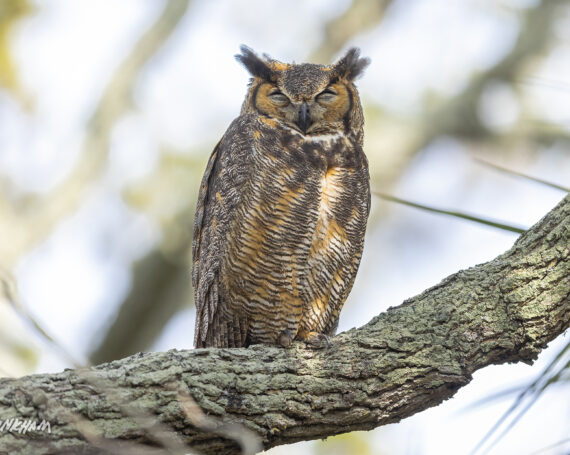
0, 195, 568, 455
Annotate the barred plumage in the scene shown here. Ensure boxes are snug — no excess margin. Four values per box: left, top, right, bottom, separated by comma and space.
192, 46, 370, 348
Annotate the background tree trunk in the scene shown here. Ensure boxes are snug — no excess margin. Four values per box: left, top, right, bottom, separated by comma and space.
0, 195, 568, 455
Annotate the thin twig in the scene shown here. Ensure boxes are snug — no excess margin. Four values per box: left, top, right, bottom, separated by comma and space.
526, 437, 570, 455
176, 387, 262, 455
517, 76, 570, 93
0, 267, 84, 368
373, 192, 527, 234
474, 158, 570, 192
46, 390, 169, 455
77, 370, 194, 455
470, 342, 570, 455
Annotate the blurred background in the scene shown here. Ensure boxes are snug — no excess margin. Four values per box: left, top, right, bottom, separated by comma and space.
0, 0, 568, 454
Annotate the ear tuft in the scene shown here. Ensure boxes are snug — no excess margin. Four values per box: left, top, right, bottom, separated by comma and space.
235, 45, 275, 81
333, 48, 370, 81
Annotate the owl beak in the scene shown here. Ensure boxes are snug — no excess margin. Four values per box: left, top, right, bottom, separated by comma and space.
297, 102, 312, 133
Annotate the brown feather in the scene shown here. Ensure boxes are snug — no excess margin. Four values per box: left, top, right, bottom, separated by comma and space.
192, 47, 370, 348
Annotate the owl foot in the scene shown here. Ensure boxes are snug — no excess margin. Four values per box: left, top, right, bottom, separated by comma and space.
300, 332, 330, 350
277, 329, 294, 348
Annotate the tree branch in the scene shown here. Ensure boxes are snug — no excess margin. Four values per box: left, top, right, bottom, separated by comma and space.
0, 195, 568, 454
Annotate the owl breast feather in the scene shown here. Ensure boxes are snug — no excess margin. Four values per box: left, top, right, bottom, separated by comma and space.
193, 114, 370, 347
223, 116, 369, 344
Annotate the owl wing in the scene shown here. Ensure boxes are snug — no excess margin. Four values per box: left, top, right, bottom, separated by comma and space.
192, 116, 264, 348
192, 140, 223, 348
193, 115, 322, 348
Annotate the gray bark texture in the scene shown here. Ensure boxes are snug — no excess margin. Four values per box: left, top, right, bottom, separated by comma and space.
0, 195, 568, 455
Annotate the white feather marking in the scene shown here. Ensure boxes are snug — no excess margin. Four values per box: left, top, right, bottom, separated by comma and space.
306, 133, 343, 143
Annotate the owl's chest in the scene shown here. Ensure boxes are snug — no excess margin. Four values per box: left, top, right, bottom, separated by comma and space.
303, 137, 369, 251
309, 166, 353, 256
253, 129, 369, 235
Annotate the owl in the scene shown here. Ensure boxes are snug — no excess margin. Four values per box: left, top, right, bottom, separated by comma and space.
192, 46, 370, 348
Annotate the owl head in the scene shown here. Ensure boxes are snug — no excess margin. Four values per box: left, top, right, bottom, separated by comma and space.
236, 46, 369, 140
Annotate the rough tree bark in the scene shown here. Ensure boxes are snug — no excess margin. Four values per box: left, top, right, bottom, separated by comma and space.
0, 195, 568, 455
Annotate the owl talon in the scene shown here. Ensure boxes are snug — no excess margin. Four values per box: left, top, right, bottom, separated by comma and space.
278, 329, 294, 348
303, 333, 330, 350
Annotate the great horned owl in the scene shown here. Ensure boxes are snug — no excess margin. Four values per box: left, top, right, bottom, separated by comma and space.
192, 46, 370, 348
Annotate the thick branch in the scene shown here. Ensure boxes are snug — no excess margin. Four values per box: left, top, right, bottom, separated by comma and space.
0, 195, 568, 454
